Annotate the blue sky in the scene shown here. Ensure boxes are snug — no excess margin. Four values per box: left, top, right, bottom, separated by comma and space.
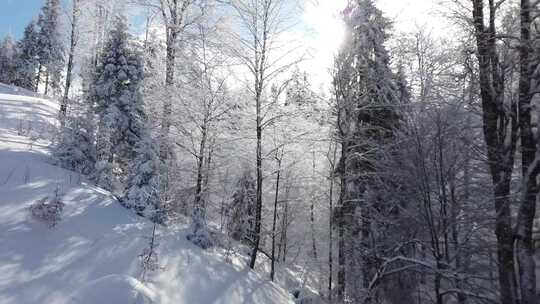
0, 0, 44, 40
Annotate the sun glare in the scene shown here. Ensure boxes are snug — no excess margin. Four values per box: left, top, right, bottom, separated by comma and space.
302, 0, 347, 86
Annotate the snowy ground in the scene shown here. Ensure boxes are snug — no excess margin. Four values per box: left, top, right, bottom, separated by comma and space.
0, 87, 294, 304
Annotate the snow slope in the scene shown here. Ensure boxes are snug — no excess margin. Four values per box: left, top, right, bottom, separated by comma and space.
0, 86, 293, 304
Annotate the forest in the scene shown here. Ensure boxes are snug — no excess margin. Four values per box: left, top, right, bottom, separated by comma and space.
0, 0, 539, 303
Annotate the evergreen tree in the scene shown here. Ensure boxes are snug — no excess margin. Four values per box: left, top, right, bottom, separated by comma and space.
14, 21, 40, 91
94, 122, 114, 190
37, 0, 64, 95
123, 134, 160, 219
285, 68, 317, 109
187, 207, 213, 249
226, 170, 257, 244
0, 35, 18, 84
395, 63, 411, 105
90, 16, 145, 190
53, 97, 96, 175
334, 0, 404, 301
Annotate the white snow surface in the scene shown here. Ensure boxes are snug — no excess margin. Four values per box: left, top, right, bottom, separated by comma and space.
0, 85, 294, 304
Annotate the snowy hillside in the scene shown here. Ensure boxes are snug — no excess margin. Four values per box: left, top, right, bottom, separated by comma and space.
0, 87, 293, 304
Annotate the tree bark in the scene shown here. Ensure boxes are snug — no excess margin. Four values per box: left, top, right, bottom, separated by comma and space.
270, 150, 282, 281
336, 140, 347, 301
160, 26, 177, 160
193, 123, 208, 220
278, 187, 289, 263
515, 1, 538, 303
249, 0, 270, 269
470, 1, 519, 303
249, 86, 263, 269
327, 143, 337, 301
310, 151, 318, 260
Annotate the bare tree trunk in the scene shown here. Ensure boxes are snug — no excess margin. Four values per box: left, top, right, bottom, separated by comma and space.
193, 123, 208, 221
280, 183, 291, 263
228, 0, 293, 269
336, 141, 347, 301
452, 89, 473, 304
333, 88, 349, 302
450, 179, 466, 304
60, 0, 80, 126
249, 84, 263, 268
311, 151, 318, 260
327, 143, 337, 301
44, 70, 49, 96
515, 1, 538, 302
35, 62, 42, 92
160, 26, 177, 160
435, 115, 446, 304
158, 0, 190, 210
470, 1, 519, 303
278, 186, 289, 263
249, 0, 270, 268
337, 216, 345, 301
270, 149, 283, 281
203, 136, 215, 192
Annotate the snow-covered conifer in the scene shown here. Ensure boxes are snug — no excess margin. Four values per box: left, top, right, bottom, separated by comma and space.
94, 121, 114, 190
89, 16, 146, 188
0, 35, 18, 85
226, 170, 256, 244
285, 68, 316, 108
53, 97, 96, 175
36, 0, 64, 95
123, 134, 160, 219
14, 21, 40, 91
334, 0, 403, 300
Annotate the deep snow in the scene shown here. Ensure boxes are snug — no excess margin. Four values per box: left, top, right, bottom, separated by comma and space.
0, 87, 294, 304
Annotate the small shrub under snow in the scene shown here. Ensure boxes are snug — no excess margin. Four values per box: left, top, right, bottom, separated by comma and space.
29, 191, 65, 227
139, 224, 161, 282
186, 224, 214, 250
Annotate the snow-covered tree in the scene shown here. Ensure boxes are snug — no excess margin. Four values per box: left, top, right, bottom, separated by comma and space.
0, 35, 18, 85
36, 0, 65, 95
123, 134, 160, 219
53, 97, 96, 175
226, 170, 256, 244
60, 0, 82, 124
14, 21, 40, 91
333, 0, 402, 301
134, 0, 198, 207
89, 16, 146, 190
229, 0, 303, 270
94, 122, 114, 190
285, 68, 317, 108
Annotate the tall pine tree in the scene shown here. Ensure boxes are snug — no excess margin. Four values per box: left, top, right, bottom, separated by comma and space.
0, 35, 18, 85
36, 0, 64, 95
333, 0, 404, 301
90, 16, 146, 192
15, 21, 40, 91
